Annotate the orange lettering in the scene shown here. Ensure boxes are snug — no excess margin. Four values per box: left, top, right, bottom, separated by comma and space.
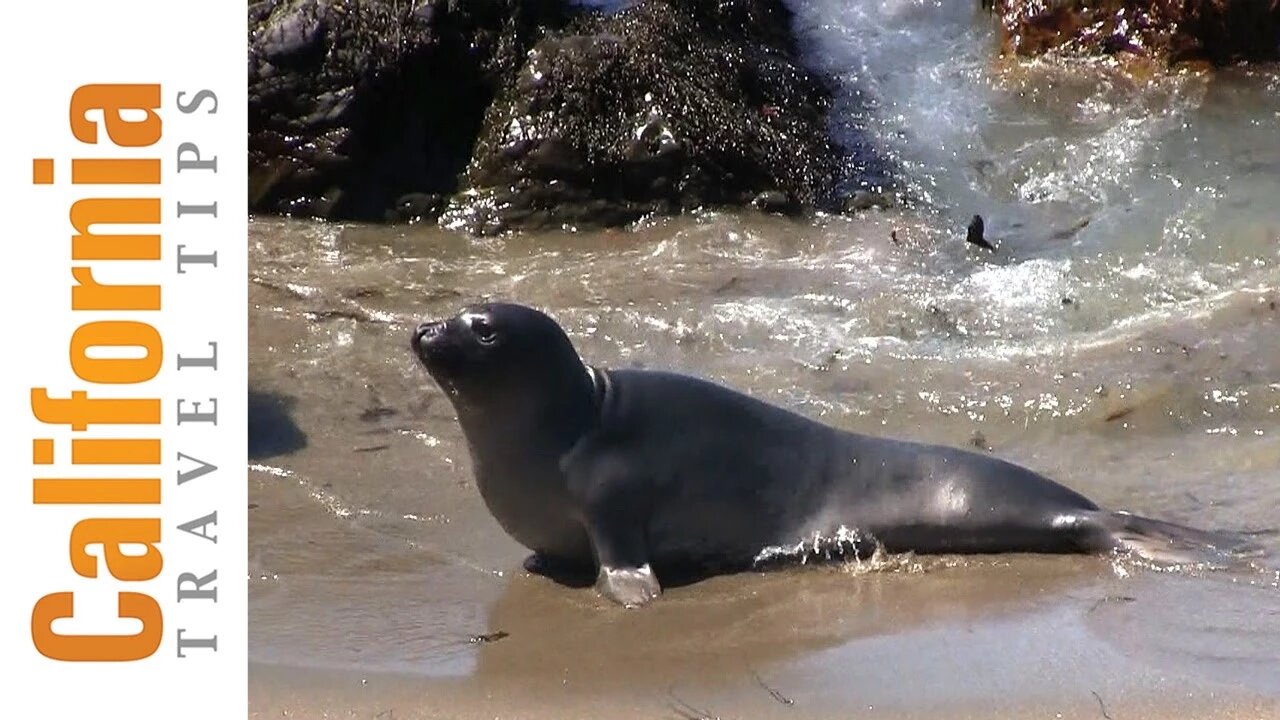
69, 84, 161, 147
71, 438, 160, 464
70, 198, 161, 261
71, 266, 160, 311
70, 518, 162, 580
69, 321, 162, 384
32, 592, 162, 661
31, 389, 160, 431
33, 478, 160, 505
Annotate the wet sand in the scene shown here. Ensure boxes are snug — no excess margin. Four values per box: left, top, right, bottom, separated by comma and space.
251, 662, 1280, 720
248, 208, 1280, 718
250, 560, 1280, 719
249, 563, 1280, 718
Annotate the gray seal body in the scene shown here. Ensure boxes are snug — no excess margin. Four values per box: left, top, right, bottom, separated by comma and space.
413, 303, 1254, 607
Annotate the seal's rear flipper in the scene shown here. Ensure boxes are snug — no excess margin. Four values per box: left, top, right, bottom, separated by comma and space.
1091, 510, 1265, 565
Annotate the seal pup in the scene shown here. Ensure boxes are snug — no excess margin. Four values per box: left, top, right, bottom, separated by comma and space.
412, 303, 1255, 607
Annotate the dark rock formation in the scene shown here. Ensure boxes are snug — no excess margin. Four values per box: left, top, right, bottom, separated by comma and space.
249, 0, 855, 230
989, 0, 1280, 65
447, 0, 846, 232
1179, 0, 1280, 63
249, 0, 568, 221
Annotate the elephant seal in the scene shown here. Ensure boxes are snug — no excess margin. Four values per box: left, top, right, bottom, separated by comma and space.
412, 302, 1254, 607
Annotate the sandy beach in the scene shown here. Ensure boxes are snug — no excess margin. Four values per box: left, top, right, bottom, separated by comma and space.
248, 213, 1280, 719
250, 665, 1280, 720
249, 554, 1280, 719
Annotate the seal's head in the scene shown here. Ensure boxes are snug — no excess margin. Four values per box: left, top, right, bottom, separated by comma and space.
412, 303, 592, 419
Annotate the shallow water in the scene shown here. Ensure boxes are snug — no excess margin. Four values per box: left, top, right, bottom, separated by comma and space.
247, 211, 1280, 705
248, 3, 1280, 715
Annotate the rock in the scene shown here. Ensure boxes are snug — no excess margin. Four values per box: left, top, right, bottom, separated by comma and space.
1179, 0, 1280, 63
843, 189, 891, 212
988, 0, 1280, 65
388, 193, 445, 223
444, 0, 849, 233
752, 190, 800, 215
249, 0, 870, 230
248, 0, 569, 221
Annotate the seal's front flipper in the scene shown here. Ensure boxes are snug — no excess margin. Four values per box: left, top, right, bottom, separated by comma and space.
1088, 510, 1265, 565
597, 563, 661, 608
583, 511, 662, 607
563, 442, 663, 607
523, 554, 596, 587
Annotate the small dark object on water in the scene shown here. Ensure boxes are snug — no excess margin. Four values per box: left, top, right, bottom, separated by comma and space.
359, 406, 397, 422
1061, 297, 1075, 306
1092, 690, 1113, 720
1049, 217, 1091, 241
753, 671, 795, 706
668, 688, 719, 720
890, 229, 900, 245
1088, 594, 1136, 614
1104, 407, 1134, 423
714, 276, 743, 295
469, 630, 509, 644
966, 214, 996, 251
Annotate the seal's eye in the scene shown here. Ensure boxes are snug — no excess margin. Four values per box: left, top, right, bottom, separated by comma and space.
470, 317, 498, 345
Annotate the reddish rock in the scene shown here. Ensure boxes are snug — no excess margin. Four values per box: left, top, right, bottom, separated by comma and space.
991, 0, 1280, 65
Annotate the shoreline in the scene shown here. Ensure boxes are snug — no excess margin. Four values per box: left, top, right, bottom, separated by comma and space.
251, 652, 1280, 720
250, 560, 1280, 720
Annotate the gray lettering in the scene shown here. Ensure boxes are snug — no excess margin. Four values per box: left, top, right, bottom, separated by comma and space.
177, 452, 218, 485
176, 245, 217, 274
176, 89, 218, 114
176, 201, 217, 218
177, 143, 217, 173
176, 341, 218, 371
176, 398, 217, 425
176, 629, 217, 657
177, 511, 218, 544
177, 570, 218, 602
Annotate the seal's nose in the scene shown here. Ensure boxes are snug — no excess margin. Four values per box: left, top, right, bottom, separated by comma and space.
413, 320, 445, 349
